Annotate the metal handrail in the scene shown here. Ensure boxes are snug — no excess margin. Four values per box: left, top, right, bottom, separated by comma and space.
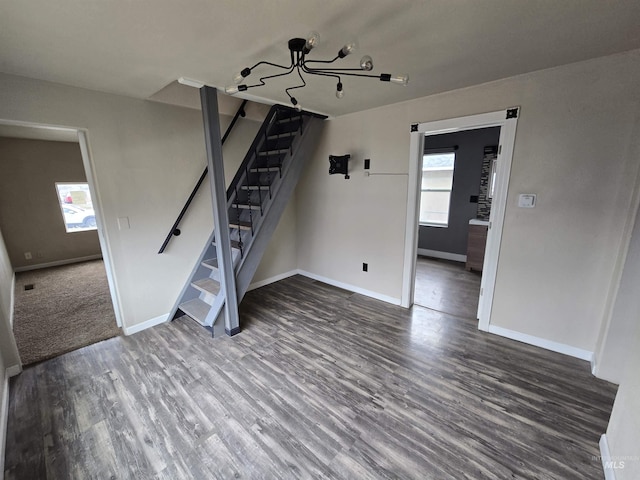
158, 100, 248, 254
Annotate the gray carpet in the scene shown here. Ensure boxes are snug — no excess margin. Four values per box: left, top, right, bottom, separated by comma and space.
13, 259, 120, 365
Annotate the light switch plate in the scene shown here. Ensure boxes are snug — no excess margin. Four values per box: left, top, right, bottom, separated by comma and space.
518, 194, 536, 208
117, 217, 130, 230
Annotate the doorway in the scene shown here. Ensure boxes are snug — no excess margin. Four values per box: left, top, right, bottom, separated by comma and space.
413, 127, 500, 319
0, 121, 122, 363
401, 108, 519, 331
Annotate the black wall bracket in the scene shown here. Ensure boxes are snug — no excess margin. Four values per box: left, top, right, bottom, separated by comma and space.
506, 108, 519, 119
329, 154, 351, 179
410, 123, 419, 132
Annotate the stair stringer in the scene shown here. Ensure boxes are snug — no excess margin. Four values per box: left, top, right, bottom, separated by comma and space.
167, 230, 216, 322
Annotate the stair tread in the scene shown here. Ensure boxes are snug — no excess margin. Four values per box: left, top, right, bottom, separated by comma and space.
267, 132, 296, 140
250, 166, 281, 172
179, 298, 211, 325
241, 185, 270, 190
230, 220, 252, 230
276, 115, 302, 124
202, 257, 218, 269
233, 203, 262, 210
258, 149, 289, 156
192, 277, 221, 295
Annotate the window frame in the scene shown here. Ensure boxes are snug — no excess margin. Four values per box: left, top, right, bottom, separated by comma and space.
55, 182, 97, 233
419, 152, 456, 228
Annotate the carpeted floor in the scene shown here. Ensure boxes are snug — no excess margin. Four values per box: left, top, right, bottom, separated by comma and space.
13, 259, 120, 365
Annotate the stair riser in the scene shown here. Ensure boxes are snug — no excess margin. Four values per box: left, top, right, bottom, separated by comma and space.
265, 138, 294, 151
269, 123, 302, 136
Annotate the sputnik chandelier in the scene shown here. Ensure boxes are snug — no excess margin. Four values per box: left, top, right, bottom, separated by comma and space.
224, 32, 409, 110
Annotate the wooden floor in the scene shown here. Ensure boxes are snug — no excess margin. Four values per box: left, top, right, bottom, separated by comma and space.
414, 256, 482, 320
5, 275, 616, 479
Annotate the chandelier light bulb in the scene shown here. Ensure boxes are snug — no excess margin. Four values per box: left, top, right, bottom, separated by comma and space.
225, 85, 248, 95
390, 74, 409, 86
290, 97, 302, 112
305, 31, 320, 51
336, 82, 344, 99
339, 40, 358, 58
359, 55, 373, 71
233, 72, 244, 84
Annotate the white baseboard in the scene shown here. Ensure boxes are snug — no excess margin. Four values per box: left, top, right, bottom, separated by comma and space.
6, 365, 21, 377
247, 270, 298, 291
132, 269, 395, 336
417, 248, 467, 263
123, 313, 169, 336
488, 325, 594, 361
297, 270, 402, 306
1, 371, 10, 476
600, 434, 618, 480
14, 254, 103, 272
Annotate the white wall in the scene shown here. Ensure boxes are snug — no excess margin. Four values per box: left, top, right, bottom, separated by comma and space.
0, 228, 21, 475
297, 49, 640, 354
595, 191, 640, 383
0, 73, 297, 331
597, 190, 640, 479
0, 228, 20, 369
605, 340, 640, 479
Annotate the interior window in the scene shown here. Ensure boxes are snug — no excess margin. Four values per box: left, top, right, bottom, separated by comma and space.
419, 153, 455, 227
55, 183, 97, 232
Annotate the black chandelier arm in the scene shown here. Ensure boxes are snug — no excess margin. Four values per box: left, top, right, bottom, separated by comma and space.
301, 65, 342, 83
249, 59, 293, 71
307, 70, 384, 80
284, 66, 307, 100
245, 65, 297, 89
304, 65, 372, 73
301, 55, 341, 66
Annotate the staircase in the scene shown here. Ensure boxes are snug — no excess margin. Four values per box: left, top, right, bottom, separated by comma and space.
169, 101, 325, 336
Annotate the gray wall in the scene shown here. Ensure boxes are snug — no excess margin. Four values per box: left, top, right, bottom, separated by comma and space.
0, 137, 101, 269
418, 127, 500, 255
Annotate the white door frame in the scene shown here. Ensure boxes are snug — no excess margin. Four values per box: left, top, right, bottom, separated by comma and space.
77, 130, 123, 328
0, 118, 124, 328
401, 108, 519, 331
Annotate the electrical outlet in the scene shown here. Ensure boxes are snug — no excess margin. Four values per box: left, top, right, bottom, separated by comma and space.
24, 252, 32, 260
363, 262, 368, 272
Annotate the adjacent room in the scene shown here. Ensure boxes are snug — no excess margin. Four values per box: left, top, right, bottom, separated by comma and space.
0, 131, 119, 366
1, 1, 639, 479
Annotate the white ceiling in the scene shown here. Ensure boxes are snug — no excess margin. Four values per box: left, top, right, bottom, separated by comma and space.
1, 0, 640, 117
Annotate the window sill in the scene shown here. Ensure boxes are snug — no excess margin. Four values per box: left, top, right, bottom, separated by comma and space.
419, 223, 448, 228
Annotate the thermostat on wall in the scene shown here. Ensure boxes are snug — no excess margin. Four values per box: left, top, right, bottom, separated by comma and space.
518, 194, 536, 208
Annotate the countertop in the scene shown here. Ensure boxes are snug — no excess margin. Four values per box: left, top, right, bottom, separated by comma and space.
469, 219, 489, 226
